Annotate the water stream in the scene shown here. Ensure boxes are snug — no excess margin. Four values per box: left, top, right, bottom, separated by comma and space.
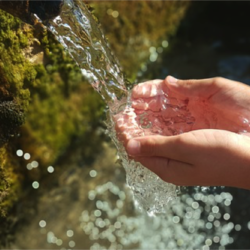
45, 0, 181, 214
47, 0, 128, 104
43, 0, 250, 216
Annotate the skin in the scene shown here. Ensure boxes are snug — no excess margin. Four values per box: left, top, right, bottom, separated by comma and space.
115, 76, 250, 190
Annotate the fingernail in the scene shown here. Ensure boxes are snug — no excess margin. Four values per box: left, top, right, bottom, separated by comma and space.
127, 139, 140, 155
167, 75, 178, 85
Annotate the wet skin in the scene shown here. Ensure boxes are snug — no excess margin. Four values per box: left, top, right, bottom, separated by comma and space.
115, 76, 250, 189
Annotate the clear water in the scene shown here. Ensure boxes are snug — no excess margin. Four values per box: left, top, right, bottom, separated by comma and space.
46, 0, 127, 105
45, 0, 250, 215
45, 0, 184, 214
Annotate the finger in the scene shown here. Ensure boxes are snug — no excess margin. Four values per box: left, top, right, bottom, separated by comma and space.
133, 156, 194, 186
126, 133, 196, 163
114, 113, 142, 142
165, 75, 232, 99
126, 129, 245, 165
132, 99, 149, 110
132, 79, 165, 98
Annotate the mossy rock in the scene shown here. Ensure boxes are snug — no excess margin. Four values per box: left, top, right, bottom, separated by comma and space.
0, 8, 104, 245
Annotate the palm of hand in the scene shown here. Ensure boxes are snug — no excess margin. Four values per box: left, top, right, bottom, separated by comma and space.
114, 77, 250, 188
115, 79, 250, 144
181, 81, 250, 133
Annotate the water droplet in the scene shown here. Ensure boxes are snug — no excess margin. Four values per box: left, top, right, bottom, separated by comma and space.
208, 214, 214, 222
66, 230, 74, 237
39, 220, 46, 228
206, 222, 213, 229
224, 199, 231, 206
173, 216, 180, 223
47, 166, 54, 173
212, 206, 219, 213
24, 153, 31, 160
88, 190, 96, 200
69, 240, 75, 248
94, 210, 101, 217
89, 170, 97, 177
26, 163, 32, 170
213, 236, 220, 243
56, 239, 63, 246
32, 181, 39, 189
235, 224, 241, 231
162, 40, 169, 48
31, 161, 39, 168
214, 220, 220, 227
16, 149, 23, 157
203, 245, 210, 250
192, 201, 199, 209
149, 52, 158, 62
107, 9, 113, 15
223, 213, 230, 220
111, 10, 119, 18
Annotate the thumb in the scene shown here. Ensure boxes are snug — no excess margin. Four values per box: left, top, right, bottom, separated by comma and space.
165, 75, 222, 99
126, 135, 193, 163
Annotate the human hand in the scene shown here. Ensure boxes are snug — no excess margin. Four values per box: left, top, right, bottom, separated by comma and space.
115, 76, 250, 189
132, 76, 250, 133
126, 129, 250, 189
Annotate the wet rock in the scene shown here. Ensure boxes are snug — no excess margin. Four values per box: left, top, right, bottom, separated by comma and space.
0, 100, 25, 146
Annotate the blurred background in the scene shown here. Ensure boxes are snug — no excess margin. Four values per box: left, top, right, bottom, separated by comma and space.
0, 1, 250, 249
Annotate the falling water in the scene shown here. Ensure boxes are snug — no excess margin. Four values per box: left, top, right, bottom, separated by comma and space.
46, 0, 128, 106
43, 0, 250, 216
45, 0, 182, 214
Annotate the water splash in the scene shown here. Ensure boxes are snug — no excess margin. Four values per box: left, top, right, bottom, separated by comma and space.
45, 0, 183, 214
43, 0, 250, 215
46, 0, 127, 106
110, 86, 196, 214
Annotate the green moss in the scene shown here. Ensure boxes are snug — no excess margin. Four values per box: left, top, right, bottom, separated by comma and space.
0, 147, 21, 217
0, 8, 105, 226
0, 10, 32, 111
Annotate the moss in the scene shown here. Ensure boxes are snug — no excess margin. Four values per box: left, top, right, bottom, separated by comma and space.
0, 9, 32, 112
0, 146, 21, 217
0, 10, 30, 223
0, 7, 105, 230
0, 101, 25, 146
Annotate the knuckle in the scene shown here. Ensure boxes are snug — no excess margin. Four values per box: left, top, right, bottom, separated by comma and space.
212, 76, 225, 85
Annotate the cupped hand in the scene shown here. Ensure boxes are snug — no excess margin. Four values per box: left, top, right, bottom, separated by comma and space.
126, 129, 250, 189
114, 76, 250, 189
132, 76, 250, 132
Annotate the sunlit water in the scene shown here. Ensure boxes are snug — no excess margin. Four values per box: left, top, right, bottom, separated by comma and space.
45, 0, 183, 214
